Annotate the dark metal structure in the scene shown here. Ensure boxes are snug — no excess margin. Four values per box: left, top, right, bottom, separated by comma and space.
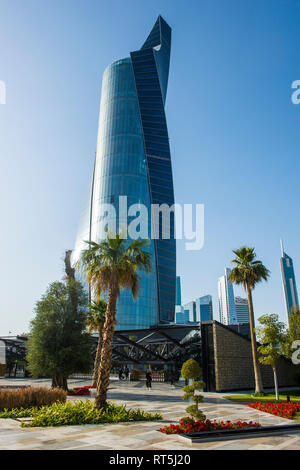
110, 325, 202, 370
0, 336, 27, 377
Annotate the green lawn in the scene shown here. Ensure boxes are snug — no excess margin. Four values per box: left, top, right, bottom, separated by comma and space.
294, 413, 300, 422
224, 390, 300, 403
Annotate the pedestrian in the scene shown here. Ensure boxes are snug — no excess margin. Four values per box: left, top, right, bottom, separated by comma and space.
170, 370, 174, 386
124, 366, 130, 381
118, 368, 124, 381
146, 369, 152, 390
170, 370, 177, 386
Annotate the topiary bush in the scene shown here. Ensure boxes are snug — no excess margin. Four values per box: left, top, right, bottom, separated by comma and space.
0, 387, 66, 411
181, 359, 206, 421
181, 359, 202, 380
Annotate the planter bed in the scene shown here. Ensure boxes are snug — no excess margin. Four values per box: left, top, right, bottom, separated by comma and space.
248, 402, 300, 419
178, 422, 300, 444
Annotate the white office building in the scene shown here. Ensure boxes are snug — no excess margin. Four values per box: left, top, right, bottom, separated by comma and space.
218, 268, 238, 325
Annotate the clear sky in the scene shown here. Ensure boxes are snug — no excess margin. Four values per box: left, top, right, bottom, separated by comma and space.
1, 0, 300, 334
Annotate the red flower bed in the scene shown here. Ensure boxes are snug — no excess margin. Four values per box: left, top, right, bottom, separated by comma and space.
248, 402, 300, 419
159, 417, 260, 435
68, 386, 91, 396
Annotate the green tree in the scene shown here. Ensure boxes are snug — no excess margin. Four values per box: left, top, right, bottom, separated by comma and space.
282, 309, 300, 383
181, 359, 206, 421
257, 314, 286, 400
229, 246, 270, 394
26, 280, 93, 390
78, 233, 152, 409
283, 308, 300, 357
86, 299, 107, 387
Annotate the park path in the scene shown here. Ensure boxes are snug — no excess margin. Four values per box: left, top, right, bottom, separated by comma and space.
0, 379, 300, 450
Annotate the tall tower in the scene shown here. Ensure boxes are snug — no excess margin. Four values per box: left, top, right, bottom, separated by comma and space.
72, 16, 176, 330
280, 239, 299, 322
218, 268, 238, 325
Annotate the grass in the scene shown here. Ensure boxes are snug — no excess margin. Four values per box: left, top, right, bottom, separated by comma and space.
294, 413, 300, 422
224, 390, 300, 404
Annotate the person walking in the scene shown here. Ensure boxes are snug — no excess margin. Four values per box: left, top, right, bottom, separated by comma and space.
118, 368, 124, 381
170, 370, 175, 386
146, 370, 152, 390
124, 366, 130, 381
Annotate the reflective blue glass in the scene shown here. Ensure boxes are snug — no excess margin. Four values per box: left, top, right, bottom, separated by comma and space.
72, 16, 176, 329
280, 245, 299, 321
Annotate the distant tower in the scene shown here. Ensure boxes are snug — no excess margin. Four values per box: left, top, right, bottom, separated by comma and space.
218, 268, 238, 325
176, 276, 182, 306
195, 295, 213, 322
234, 297, 250, 324
280, 239, 299, 322
183, 301, 196, 323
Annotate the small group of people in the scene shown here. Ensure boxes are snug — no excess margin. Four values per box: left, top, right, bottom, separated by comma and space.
118, 366, 130, 381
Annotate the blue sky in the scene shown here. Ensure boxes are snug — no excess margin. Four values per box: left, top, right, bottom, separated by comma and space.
1, 0, 300, 334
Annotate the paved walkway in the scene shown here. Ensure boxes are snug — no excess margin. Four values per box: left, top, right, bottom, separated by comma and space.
0, 379, 300, 450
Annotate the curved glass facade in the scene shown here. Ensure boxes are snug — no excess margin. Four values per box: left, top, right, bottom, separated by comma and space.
72, 16, 176, 330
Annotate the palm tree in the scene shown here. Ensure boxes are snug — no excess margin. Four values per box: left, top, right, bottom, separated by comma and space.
78, 233, 152, 409
86, 299, 107, 387
229, 246, 270, 394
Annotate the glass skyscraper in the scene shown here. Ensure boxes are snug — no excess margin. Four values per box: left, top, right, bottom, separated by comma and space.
177, 295, 213, 324
183, 301, 196, 323
195, 295, 213, 322
234, 297, 250, 324
72, 16, 176, 330
176, 276, 182, 306
218, 268, 238, 325
280, 240, 299, 322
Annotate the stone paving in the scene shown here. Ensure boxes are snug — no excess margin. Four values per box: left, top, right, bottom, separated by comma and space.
0, 378, 300, 450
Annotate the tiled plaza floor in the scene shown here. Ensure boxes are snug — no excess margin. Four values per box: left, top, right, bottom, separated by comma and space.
0, 378, 300, 450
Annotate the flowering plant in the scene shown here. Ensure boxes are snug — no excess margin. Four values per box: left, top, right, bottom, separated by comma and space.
248, 402, 300, 419
67, 386, 91, 396
159, 417, 260, 435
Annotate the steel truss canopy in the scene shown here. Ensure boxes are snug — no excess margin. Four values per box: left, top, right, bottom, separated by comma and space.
109, 325, 202, 366
0, 337, 27, 363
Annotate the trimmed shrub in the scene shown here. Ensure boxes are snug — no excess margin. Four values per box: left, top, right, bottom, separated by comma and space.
181, 359, 206, 421
181, 359, 202, 380
0, 387, 66, 411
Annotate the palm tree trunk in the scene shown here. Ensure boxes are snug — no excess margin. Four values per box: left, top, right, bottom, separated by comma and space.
92, 326, 103, 387
273, 365, 279, 400
95, 287, 117, 409
247, 286, 264, 393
